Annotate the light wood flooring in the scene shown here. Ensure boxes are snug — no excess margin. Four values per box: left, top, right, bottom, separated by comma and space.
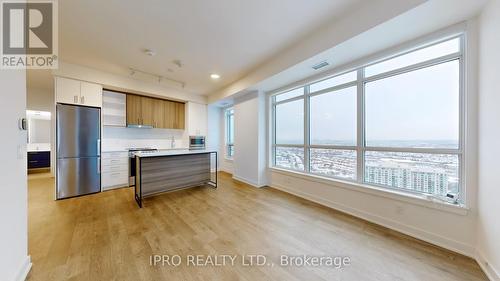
27, 172, 487, 281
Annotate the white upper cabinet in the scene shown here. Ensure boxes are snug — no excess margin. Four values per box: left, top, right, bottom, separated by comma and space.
187, 102, 207, 136
80, 82, 102, 107
55, 77, 102, 107
55, 77, 80, 104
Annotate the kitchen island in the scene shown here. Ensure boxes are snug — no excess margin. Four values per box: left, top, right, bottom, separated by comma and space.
133, 149, 217, 207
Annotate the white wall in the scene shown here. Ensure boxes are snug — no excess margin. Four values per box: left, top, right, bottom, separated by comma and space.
0, 69, 30, 281
27, 87, 53, 112
207, 105, 221, 171
476, 0, 500, 279
217, 107, 234, 174
232, 92, 267, 187
206, 105, 220, 150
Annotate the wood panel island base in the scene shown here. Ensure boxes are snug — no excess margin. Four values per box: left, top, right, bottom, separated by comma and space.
134, 150, 217, 207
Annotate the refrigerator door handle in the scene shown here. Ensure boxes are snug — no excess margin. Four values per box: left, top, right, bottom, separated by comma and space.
97, 158, 101, 174
97, 139, 101, 156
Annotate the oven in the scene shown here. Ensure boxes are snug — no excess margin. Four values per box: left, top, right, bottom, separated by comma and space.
189, 136, 206, 150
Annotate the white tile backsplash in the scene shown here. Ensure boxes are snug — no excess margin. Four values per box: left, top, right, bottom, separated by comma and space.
102, 127, 188, 151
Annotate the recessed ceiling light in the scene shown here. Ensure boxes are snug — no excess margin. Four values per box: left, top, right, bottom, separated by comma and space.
210, 73, 220, 79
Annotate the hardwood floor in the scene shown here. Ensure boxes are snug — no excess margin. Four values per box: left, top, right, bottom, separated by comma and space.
27, 172, 487, 281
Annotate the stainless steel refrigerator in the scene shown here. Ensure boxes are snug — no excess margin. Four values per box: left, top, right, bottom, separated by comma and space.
56, 104, 101, 199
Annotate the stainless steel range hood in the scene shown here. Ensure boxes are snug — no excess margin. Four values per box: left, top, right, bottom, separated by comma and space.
127, 124, 153, 129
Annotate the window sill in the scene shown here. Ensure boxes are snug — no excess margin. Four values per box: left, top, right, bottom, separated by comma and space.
269, 167, 469, 216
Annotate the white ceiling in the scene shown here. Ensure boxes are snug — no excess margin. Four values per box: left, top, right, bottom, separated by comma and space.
210, 0, 488, 105
47, 0, 362, 95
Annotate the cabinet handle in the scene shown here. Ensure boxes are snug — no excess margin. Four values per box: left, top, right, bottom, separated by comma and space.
81, 96, 85, 104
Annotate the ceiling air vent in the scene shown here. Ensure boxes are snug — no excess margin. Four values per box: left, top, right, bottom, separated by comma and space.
312, 61, 329, 70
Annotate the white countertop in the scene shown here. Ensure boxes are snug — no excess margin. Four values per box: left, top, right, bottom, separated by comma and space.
101, 149, 128, 153
133, 149, 217, 158
27, 143, 51, 152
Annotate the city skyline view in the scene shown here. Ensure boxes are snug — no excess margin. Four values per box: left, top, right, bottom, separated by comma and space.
275, 144, 459, 200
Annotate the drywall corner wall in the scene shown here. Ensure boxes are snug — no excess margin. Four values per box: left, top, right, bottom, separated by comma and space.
477, 0, 500, 279
218, 107, 234, 174
27, 86, 56, 175
233, 91, 267, 187
27, 87, 53, 112
0, 69, 30, 281
207, 105, 221, 170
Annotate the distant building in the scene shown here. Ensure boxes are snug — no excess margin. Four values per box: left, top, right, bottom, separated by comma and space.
365, 164, 448, 196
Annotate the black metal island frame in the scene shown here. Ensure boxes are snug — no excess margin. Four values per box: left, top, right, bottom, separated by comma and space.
134, 149, 218, 207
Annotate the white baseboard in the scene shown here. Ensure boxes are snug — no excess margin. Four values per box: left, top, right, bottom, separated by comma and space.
15, 256, 32, 281
271, 182, 475, 257
233, 175, 265, 188
476, 250, 500, 281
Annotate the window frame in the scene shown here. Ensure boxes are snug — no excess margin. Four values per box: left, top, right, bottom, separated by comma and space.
272, 87, 306, 170
225, 108, 234, 159
270, 33, 465, 204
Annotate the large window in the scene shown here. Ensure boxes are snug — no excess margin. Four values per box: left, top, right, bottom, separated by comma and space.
274, 88, 305, 171
272, 36, 464, 203
225, 108, 234, 158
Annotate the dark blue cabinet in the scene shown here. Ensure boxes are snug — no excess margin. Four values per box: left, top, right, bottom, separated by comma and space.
28, 151, 50, 169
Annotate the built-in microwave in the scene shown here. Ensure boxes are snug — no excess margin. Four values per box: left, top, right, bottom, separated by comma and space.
189, 136, 205, 150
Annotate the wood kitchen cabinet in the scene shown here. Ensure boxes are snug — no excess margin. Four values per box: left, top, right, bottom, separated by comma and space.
164, 101, 175, 129
126, 94, 185, 129
126, 94, 142, 125
140, 97, 154, 126
175, 102, 185, 129
152, 100, 165, 128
